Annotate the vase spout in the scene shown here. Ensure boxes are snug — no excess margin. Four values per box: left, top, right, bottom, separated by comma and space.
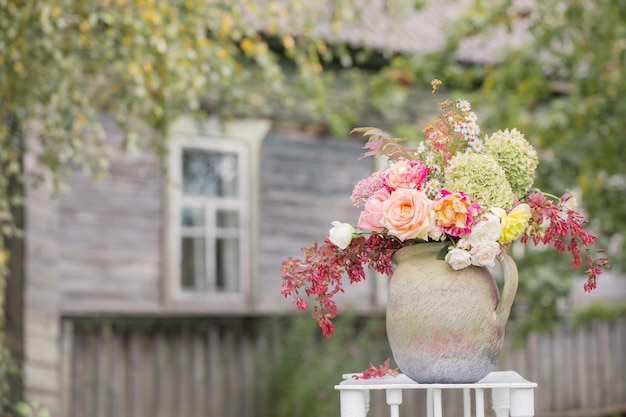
495, 253, 519, 329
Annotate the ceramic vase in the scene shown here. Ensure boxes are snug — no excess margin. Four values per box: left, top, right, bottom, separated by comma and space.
386, 242, 518, 383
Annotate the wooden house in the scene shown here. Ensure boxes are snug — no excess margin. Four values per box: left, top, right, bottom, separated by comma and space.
6, 2, 626, 416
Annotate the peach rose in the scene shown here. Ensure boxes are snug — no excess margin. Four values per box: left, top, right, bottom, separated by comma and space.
382, 188, 435, 241
357, 188, 390, 232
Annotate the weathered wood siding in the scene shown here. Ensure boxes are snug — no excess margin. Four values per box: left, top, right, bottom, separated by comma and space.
58, 149, 163, 313
58, 117, 164, 314
257, 132, 378, 311
23, 154, 62, 415
57, 121, 381, 315
62, 318, 626, 417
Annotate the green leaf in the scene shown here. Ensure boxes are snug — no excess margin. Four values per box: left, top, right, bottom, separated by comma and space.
437, 243, 451, 260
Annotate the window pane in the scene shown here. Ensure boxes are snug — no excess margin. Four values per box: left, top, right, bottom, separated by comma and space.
181, 207, 205, 227
216, 238, 239, 292
217, 210, 239, 228
182, 149, 238, 197
181, 237, 206, 291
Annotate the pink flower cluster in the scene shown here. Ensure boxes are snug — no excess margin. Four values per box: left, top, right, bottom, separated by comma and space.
383, 159, 429, 191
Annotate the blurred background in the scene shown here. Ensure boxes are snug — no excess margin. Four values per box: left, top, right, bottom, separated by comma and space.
1, 0, 624, 416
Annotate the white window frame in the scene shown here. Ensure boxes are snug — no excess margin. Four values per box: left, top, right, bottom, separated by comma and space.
168, 136, 251, 306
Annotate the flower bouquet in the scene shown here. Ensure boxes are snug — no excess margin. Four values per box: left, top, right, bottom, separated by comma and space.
280, 80, 609, 338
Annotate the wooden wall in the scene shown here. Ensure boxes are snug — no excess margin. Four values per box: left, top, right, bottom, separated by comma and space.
23, 152, 62, 415
61, 317, 626, 417
56, 120, 382, 315
257, 132, 378, 311
58, 119, 164, 314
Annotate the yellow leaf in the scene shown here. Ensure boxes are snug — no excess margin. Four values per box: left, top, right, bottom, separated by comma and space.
0, 249, 9, 266
282, 35, 295, 50
218, 16, 233, 39
240, 38, 254, 55
13, 61, 24, 74
317, 41, 327, 55
129, 62, 141, 76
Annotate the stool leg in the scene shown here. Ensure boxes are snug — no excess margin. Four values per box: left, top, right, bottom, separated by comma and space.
386, 389, 403, 417
475, 388, 485, 417
432, 389, 443, 417
463, 388, 472, 417
340, 390, 367, 417
427, 389, 433, 417
491, 388, 511, 417
510, 388, 535, 417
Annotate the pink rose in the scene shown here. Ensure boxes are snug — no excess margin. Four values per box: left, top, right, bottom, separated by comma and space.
382, 188, 435, 241
384, 159, 429, 191
432, 190, 481, 236
357, 188, 390, 232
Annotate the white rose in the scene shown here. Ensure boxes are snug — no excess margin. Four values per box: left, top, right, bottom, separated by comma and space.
465, 213, 502, 246
328, 221, 355, 250
445, 248, 472, 270
456, 238, 471, 250
428, 225, 444, 241
470, 241, 501, 267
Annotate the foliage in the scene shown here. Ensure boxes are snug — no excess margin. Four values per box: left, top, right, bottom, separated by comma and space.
15, 402, 51, 417
253, 314, 391, 417
505, 248, 574, 342
0, 337, 13, 413
0, 0, 424, 272
571, 300, 626, 326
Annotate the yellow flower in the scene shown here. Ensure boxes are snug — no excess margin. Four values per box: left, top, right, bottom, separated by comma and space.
0, 249, 9, 266
492, 204, 531, 244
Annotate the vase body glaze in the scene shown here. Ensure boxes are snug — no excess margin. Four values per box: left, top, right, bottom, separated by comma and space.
386, 242, 518, 383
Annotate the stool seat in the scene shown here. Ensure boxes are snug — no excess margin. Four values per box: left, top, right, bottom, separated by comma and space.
335, 371, 537, 417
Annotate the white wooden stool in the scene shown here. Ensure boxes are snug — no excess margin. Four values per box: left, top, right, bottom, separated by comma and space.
335, 371, 537, 417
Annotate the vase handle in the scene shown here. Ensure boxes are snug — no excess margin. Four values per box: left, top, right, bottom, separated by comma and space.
496, 253, 519, 328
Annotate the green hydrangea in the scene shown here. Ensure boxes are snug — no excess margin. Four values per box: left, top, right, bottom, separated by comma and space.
485, 129, 539, 199
444, 153, 515, 209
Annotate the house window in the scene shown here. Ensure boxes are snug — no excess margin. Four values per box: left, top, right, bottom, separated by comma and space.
170, 138, 250, 299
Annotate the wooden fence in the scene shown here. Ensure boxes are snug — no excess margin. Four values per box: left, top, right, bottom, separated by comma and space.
61, 317, 626, 417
